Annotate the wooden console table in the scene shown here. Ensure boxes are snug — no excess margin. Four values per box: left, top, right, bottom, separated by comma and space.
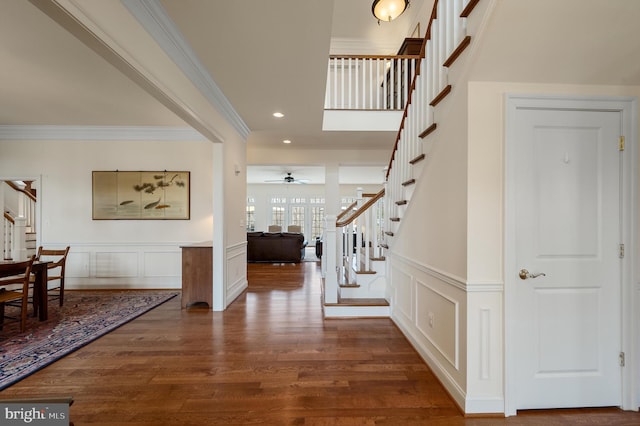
180, 241, 213, 309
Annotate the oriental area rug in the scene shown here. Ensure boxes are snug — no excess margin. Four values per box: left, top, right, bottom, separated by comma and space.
0, 290, 178, 390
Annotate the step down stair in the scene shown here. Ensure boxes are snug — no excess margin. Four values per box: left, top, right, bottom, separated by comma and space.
324, 297, 390, 318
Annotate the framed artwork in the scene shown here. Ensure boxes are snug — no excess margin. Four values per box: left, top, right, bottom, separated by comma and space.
92, 171, 190, 220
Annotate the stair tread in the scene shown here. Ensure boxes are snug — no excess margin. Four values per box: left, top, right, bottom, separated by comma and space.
326, 298, 389, 307
339, 283, 360, 288
410, 154, 426, 164
402, 179, 416, 186
419, 123, 437, 139
396, 200, 407, 205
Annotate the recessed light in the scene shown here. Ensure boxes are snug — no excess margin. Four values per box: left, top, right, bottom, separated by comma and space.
273, 112, 284, 118
283, 139, 292, 144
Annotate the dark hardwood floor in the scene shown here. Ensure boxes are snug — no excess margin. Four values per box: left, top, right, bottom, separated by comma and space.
1, 261, 638, 425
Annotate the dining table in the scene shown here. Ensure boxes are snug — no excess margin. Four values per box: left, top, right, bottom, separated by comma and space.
0, 259, 50, 321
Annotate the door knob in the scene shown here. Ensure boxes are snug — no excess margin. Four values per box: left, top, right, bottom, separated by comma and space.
519, 269, 546, 280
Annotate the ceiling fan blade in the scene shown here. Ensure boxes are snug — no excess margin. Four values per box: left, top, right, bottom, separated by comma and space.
263, 173, 311, 184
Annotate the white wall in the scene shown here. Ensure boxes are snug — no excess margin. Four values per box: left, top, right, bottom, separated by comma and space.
389, 74, 471, 410
390, 79, 640, 414
0, 138, 213, 290
468, 81, 640, 412
220, 131, 249, 306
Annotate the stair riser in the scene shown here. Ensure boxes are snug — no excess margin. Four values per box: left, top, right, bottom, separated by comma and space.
323, 305, 390, 318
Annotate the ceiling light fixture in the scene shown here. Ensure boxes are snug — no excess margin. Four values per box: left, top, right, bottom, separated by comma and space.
283, 139, 292, 144
273, 112, 284, 118
372, 0, 409, 23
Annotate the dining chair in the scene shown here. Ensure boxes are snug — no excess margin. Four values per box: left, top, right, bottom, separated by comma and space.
0, 256, 35, 332
268, 225, 282, 232
35, 246, 70, 306
287, 225, 302, 233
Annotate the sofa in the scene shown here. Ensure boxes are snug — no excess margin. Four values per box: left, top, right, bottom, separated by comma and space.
246, 232, 307, 263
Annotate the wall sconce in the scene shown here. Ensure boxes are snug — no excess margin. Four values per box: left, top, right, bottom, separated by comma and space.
372, 0, 409, 23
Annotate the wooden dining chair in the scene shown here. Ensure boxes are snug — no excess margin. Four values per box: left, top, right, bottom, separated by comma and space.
35, 246, 70, 306
0, 256, 35, 332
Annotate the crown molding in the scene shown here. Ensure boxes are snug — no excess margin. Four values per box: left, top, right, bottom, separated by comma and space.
122, 0, 250, 139
0, 125, 206, 141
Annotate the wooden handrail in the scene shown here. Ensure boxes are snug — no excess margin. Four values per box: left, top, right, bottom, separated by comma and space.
336, 189, 385, 228
4, 211, 15, 224
329, 54, 422, 60
5, 181, 37, 202
385, 0, 475, 179
385, 1, 437, 180
337, 201, 358, 222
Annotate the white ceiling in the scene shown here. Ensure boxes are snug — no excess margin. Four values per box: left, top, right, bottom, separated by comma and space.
0, 0, 426, 185
4, 0, 640, 186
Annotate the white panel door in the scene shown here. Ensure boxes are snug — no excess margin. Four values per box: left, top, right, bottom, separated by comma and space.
513, 108, 622, 409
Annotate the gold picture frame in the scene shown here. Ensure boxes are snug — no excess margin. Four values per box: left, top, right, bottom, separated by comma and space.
92, 171, 190, 220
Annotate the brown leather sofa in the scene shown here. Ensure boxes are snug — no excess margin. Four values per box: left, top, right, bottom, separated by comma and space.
246, 232, 306, 263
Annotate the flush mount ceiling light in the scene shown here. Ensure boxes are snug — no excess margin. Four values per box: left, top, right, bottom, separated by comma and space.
283, 139, 292, 144
372, 0, 409, 23
273, 112, 284, 118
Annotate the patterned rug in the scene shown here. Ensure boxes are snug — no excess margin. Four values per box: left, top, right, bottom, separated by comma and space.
0, 290, 178, 390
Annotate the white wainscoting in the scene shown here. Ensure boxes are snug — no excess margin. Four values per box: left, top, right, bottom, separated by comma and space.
226, 241, 248, 306
65, 243, 184, 289
389, 252, 506, 414
65, 242, 250, 310
389, 253, 467, 410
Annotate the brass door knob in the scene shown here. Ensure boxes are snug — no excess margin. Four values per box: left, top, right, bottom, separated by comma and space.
519, 269, 546, 280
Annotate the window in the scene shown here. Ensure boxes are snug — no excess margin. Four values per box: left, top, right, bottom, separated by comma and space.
290, 205, 305, 233
246, 197, 255, 231
270, 196, 286, 227
311, 206, 325, 240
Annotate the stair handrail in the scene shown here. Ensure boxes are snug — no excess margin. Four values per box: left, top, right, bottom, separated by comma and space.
3, 180, 37, 234
385, 2, 432, 180
385, 0, 479, 179
5, 181, 36, 202
336, 189, 385, 228
337, 200, 358, 222
4, 211, 15, 225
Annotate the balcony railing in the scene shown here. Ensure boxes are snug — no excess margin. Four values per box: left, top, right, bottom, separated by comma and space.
324, 55, 421, 111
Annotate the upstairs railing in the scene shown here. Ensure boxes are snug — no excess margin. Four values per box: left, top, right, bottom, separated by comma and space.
325, 55, 421, 110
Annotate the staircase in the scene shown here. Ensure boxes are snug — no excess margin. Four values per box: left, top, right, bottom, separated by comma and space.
323, 189, 390, 318
2, 181, 37, 260
322, 0, 482, 318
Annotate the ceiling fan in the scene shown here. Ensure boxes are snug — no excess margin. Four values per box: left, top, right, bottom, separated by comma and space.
264, 172, 310, 184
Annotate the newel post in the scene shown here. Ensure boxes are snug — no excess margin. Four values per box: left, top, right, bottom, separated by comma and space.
13, 216, 27, 261
324, 214, 338, 304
